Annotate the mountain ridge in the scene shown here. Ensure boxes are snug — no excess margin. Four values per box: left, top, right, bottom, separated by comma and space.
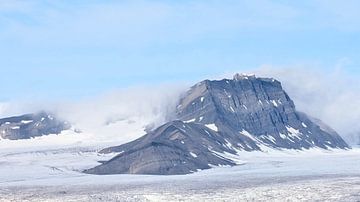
84, 74, 349, 175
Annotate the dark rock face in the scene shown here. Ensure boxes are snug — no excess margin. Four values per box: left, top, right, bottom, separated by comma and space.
176, 74, 348, 150
85, 74, 349, 175
0, 112, 70, 140
84, 121, 236, 175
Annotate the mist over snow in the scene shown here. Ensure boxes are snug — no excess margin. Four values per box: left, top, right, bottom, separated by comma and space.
0, 84, 187, 146
59, 86, 185, 145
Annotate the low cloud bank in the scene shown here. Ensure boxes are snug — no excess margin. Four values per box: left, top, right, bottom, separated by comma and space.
0, 84, 187, 143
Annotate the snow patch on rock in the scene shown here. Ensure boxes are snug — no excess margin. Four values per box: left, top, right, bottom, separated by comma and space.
205, 124, 218, 132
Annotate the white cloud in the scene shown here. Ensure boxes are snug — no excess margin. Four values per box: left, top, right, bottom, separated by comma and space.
0, 83, 186, 144
52, 84, 187, 143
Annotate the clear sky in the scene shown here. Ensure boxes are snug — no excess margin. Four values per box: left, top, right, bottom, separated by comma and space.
1, 0, 359, 101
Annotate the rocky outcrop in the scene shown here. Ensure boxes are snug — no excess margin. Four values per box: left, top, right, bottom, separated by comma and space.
0, 112, 70, 140
175, 73, 348, 150
84, 121, 237, 175
85, 74, 349, 175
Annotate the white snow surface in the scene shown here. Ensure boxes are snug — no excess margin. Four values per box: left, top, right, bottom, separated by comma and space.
279, 133, 287, 139
230, 106, 235, 112
240, 130, 258, 142
189, 152, 198, 158
0, 112, 359, 201
0, 147, 359, 186
205, 124, 218, 132
184, 118, 196, 123
21, 120, 34, 124
286, 126, 302, 139
271, 100, 278, 107
0, 138, 359, 201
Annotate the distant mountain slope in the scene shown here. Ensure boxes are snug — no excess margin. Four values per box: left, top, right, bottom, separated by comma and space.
0, 112, 70, 140
85, 74, 349, 175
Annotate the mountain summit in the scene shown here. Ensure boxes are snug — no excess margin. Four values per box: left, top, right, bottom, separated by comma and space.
84, 74, 349, 175
176, 74, 347, 150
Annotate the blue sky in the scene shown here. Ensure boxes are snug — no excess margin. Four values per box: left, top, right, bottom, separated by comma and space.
0, 0, 360, 101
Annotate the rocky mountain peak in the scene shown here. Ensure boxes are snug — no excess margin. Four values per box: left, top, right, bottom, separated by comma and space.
85, 74, 349, 175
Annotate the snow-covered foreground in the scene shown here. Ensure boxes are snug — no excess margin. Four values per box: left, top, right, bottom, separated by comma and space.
0, 144, 359, 201
1, 176, 359, 201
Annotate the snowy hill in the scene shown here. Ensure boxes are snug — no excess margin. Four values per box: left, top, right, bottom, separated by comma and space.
0, 112, 70, 140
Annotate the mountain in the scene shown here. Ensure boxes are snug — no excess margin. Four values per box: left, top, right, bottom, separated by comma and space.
84, 121, 237, 175
175, 73, 348, 150
84, 74, 349, 175
0, 112, 70, 140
